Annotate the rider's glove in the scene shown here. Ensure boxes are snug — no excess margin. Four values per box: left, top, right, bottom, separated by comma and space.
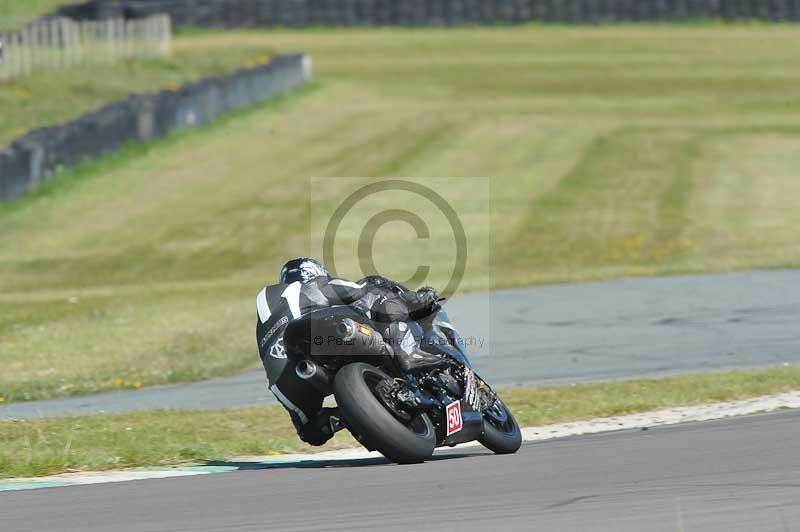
406, 286, 441, 321
417, 286, 440, 308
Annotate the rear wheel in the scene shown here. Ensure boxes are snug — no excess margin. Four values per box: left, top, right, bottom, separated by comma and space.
333, 363, 436, 464
478, 394, 522, 454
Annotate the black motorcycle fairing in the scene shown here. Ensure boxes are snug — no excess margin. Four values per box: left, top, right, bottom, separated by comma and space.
412, 365, 485, 446
442, 407, 484, 446
418, 309, 473, 369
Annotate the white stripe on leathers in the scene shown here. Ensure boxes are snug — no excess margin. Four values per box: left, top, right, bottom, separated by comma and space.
329, 279, 366, 289
256, 287, 271, 323
270, 384, 309, 425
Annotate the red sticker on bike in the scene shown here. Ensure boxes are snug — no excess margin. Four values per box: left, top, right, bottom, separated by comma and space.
446, 400, 463, 436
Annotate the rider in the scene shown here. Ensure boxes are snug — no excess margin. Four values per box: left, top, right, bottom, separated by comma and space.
255, 258, 443, 446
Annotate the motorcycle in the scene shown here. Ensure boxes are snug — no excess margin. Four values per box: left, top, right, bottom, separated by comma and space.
282, 304, 522, 464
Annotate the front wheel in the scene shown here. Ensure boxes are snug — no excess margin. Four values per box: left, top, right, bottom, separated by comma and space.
478, 395, 522, 454
333, 363, 436, 464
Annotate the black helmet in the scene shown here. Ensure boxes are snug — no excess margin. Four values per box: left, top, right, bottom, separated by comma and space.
279, 258, 329, 284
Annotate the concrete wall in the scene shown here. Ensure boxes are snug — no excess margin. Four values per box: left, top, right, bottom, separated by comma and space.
0, 54, 310, 200
57, 0, 800, 26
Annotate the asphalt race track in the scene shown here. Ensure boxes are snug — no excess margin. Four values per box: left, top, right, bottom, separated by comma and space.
2, 270, 799, 531
2, 269, 799, 419
2, 409, 799, 531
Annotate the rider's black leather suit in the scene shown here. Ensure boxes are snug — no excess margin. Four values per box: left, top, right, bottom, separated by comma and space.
255, 275, 436, 445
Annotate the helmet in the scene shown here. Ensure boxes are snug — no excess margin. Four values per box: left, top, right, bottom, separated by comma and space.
279, 258, 329, 284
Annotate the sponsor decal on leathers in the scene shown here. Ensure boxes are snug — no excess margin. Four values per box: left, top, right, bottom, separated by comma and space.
269, 338, 287, 359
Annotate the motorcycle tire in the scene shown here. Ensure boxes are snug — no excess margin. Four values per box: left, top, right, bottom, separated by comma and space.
478, 396, 522, 454
333, 362, 436, 464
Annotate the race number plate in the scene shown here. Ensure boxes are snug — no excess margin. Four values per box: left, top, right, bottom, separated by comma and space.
445, 400, 463, 436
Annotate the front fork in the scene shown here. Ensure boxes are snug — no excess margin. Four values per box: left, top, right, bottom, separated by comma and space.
391, 370, 495, 415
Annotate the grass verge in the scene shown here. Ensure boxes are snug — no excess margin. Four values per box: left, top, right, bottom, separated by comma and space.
0, 85, 318, 403
2, 366, 799, 479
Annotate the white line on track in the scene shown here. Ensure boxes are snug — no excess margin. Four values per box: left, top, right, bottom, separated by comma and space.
2, 390, 799, 492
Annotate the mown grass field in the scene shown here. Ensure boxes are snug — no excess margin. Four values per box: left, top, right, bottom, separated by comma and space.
2, 26, 800, 401
2, 366, 799, 478
0, 0, 74, 30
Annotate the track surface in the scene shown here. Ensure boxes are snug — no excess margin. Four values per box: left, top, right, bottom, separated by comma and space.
2, 409, 799, 531
2, 269, 799, 419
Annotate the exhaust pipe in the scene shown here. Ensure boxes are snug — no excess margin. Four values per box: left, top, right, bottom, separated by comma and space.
335, 318, 388, 357
296, 360, 331, 394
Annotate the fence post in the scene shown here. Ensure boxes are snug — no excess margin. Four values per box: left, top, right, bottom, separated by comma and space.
0, 33, 7, 81
41, 19, 49, 69
117, 18, 125, 59
160, 15, 172, 56
97, 19, 105, 61
28, 23, 38, 71
147, 16, 156, 55
106, 18, 115, 62
58, 19, 67, 68
45, 19, 52, 68
125, 19, 133, 58
0, 15, 171, 80
62, 18, 72, 68
57, 18, 65, 68
136, 18, 145, 56
70, 19, 80, 67
21, 25, 31, 76
77, 20, 87, 66
151, 16, 159, 56
52, 18, 59, 68
129, 18, 137, 57
11, 32, 22, 79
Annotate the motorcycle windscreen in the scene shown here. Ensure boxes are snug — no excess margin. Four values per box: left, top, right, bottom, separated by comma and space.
421, 309, 473, 368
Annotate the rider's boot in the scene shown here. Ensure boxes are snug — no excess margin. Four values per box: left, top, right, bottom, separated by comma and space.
299, 407, 344, 446
383, 321, 447, 373
394, 347, 448, 373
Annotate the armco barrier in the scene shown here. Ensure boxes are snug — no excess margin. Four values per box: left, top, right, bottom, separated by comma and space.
56, 0, 800, 26
0, 54, 311, 200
